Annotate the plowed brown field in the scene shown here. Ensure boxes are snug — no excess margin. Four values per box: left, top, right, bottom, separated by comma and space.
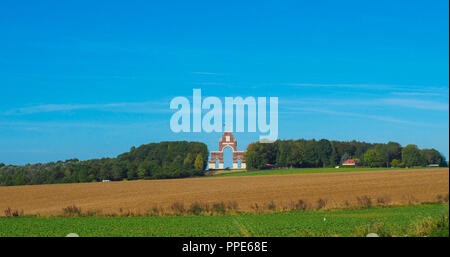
0, 168, 448, 216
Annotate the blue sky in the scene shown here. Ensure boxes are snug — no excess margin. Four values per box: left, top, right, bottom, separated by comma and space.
0, 0, 448, 165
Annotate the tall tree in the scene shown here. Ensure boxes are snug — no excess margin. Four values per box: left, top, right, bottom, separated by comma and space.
402, 144, 426, 167
364, 149, 384, 167
421, 149, 447, 167
194, 154, 204, 171
316, 139, 333, 167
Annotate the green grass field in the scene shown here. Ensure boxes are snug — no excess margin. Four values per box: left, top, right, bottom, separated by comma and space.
210, 167, 428, 177
1, 204, 448, 237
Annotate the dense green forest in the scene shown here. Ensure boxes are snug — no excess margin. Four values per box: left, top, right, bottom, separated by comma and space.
245, 139, 447, 170
0, 141, 209, 186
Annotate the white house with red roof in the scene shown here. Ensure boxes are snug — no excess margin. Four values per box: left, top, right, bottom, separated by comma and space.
342, 159, 357, 166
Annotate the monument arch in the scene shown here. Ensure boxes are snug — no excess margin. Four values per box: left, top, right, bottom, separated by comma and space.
209, 132, 246, 170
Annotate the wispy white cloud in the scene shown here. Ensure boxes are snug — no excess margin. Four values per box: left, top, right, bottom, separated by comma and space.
192, 72, 223, 75
381, 98, 449, 111
281, 83, 449, 96
281, 97, 449, 111
5, 73, 143, 81
0, 120, 167, 130
286, 107, 428, 126
282, 83, 385, 89
2, 102, 170, 115
391, 92, 445, 97
192, 82, 227, 86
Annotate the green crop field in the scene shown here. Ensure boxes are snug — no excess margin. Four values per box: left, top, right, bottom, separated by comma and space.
1, 204, 448, 237
210, 167, 435, 177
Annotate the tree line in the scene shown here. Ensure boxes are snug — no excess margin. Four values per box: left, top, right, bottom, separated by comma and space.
245, 139, 447, 170
0, 141, 209, 186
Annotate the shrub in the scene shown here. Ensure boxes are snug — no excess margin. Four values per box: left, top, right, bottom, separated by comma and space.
411, 215, 449, 236
356, 195, 372, 208
146, 206, 161, 216
250, 203, 261, 213
295, 200, 311, 211
403, 194, 419, 205
4, 207, 24, 217
341, 200, 351, 208
376, 196, 391, 206
212, 202, 226, 215
353, 222, 392, 237
170, 202, 185, 215
317, 198, 328, 209
85, 210, 99, 217
266, 200, 277, 211
62, 205, 82, 217
188, 202, 205, 216
225, 201, 239, 212
118, 208, 135, 217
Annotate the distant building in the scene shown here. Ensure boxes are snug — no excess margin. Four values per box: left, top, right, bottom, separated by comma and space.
427, 164, 439, 167
342, 159, 357, 166
208, 132, 246, 170
265, 163, 275, 169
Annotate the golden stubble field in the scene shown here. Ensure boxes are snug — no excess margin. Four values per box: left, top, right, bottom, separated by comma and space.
0, 168, 448, 216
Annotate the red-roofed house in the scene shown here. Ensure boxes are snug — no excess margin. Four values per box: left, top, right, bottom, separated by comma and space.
265, 163, 275, 169
342, 159, 357, 166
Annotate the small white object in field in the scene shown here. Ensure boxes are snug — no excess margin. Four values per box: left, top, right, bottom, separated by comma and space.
366, 233, 379, 237
323, 218, 326, 221
66, 233, 80, 237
